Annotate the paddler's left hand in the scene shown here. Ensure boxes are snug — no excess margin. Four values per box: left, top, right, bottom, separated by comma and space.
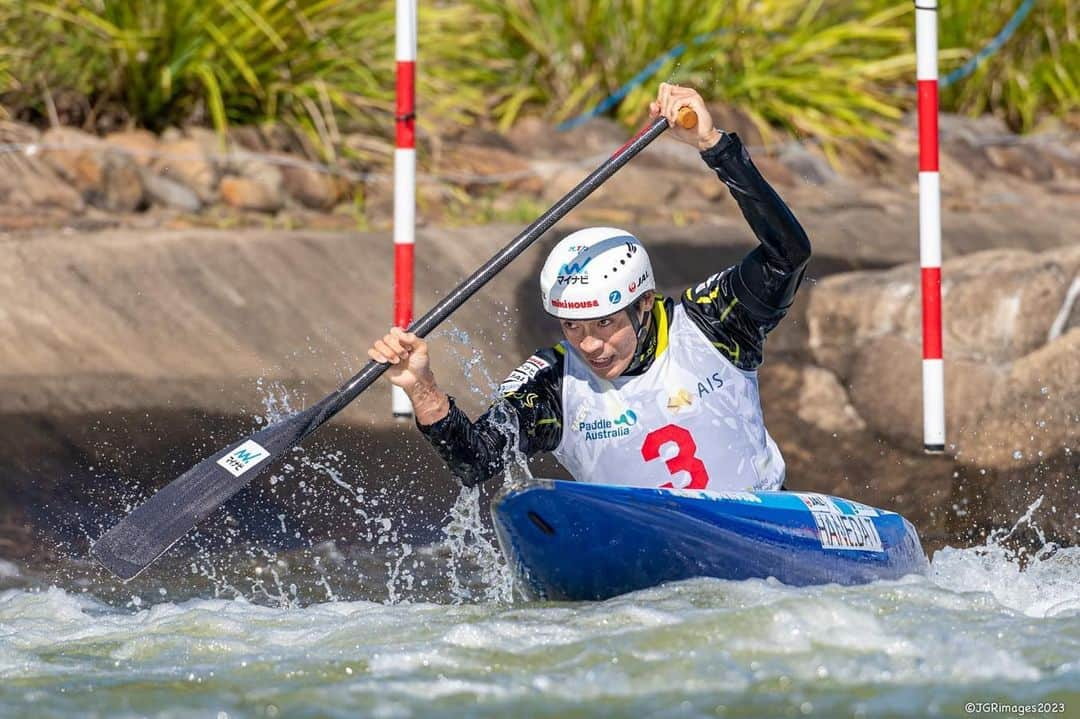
650, 83, 723, 152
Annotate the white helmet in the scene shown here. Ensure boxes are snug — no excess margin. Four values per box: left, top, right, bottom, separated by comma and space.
540, 227, 655, 320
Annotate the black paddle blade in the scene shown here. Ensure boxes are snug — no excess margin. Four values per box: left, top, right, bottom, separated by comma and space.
90, 402, 327, 580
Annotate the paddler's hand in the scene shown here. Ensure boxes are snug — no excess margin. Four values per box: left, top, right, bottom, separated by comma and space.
367, 327, 451, 424
650, 83, 722, 152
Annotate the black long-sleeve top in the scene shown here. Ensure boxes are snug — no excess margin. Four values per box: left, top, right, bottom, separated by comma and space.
419, 132, 811, 486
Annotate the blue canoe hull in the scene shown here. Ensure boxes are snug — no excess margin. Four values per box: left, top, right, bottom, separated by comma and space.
492, 480, 929, 601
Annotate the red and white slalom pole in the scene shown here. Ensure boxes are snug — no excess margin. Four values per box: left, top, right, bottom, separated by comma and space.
392, 0, 417, 418
916, 0, 945, 452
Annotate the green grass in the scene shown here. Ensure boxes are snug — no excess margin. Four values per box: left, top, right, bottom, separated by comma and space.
0, 0, 505, 159
477, 0, 918, 143
938, 0, 1079, 131
0, 0, 1073, 158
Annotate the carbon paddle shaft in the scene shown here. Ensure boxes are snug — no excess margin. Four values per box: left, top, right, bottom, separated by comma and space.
91, 113, 688, 580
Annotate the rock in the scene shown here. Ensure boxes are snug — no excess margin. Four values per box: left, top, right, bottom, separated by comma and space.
220, 176, 282, 213
438, 144, 542, 193
710, 104, 765, 148
104, 130, 161, 167
935, 112, 1011, 144
186, 126, 228, 156
0, 121, 39, 145
280, 160, 348, 210
542, 161, 672, 208
40, 127, 146, 211
154, 137, 219, 203
1042, 143, 1080, 180
846, 334, 1005, 448
775, 143, 837, 186
507, 116, 626, 157
219, 153, 285, 213
796, 366, 866, 433
958, 328, 1080, 469
807, 266, 918, 378
808, 247, 1080, 374
984, 145, 1055, 182
99, 153, 145, 212
941, 248, 1078, 364
141, 169, 202, 212
0, 151, 85, 213
39, 127, 107, 192
751, 155, 797, 188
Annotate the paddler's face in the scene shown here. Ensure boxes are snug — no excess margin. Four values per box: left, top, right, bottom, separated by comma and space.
559, 295, 654, 380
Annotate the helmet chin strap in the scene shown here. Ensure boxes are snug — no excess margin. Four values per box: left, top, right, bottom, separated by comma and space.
622, 301, 653, 374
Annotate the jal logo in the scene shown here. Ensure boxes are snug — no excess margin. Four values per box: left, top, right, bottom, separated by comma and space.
559, 257, 592, 275
628, 271, 649, 293
217, 440, 269, 477
608, 290, 622, 304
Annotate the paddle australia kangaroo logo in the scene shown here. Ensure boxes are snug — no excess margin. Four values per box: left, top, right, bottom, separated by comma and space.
217, 440, 270, 477
579, 409, 637, 441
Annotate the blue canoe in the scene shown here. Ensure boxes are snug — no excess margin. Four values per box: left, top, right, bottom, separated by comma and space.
492, 479, 929, 601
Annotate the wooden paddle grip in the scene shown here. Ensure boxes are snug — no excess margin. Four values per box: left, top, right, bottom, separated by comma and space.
675, 106, 697, 129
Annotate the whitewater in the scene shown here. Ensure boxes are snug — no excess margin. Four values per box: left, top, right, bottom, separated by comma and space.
1, 340, 1076, 719
0, 492, 1076, 719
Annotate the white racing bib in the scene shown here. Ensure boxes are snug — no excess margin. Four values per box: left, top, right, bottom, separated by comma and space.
553, 304, 785, 491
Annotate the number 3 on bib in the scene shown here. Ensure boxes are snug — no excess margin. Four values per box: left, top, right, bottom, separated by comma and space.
640, 424, 710, 490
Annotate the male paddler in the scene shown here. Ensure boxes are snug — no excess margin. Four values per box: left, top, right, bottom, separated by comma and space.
367, 83, 811, 491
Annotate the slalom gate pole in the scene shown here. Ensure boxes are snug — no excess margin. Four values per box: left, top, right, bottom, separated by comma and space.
916, 0, 945, 453
392, 0, 417, 419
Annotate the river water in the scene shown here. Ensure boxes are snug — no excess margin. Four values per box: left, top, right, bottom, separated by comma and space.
3, 353, 1078, 719
1, 493, 1077, 719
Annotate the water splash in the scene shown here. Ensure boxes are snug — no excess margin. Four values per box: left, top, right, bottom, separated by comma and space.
442, 486, 512, 605
929, 496, 1080, 618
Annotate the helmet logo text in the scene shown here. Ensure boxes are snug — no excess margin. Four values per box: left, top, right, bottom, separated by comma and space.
559, 258, 592, 275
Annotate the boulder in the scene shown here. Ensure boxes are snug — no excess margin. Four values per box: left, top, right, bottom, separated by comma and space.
846, 334, 1005, 447
0, 152, 85, 213
506, 116, 626, 157
0, 121, 39, 145
984, 145, 1056, 182
957, 328, 1080, 469
154, 137, 219, 203
541, 160, 675, 209
141, 169, 202, 212
220, 175, 283, 213
775, 143, 837, 186
437, 144, 542, 194
796, 366, 866, 433
807, 265, 918, 378
709, 104, 765, 149
808, 247, 1080, 375
104, 129, 161, 167
280, 160, 348, 210
39, 127, 145, 211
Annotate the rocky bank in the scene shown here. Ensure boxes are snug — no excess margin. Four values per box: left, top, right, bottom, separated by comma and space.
0, 110, 1076, 568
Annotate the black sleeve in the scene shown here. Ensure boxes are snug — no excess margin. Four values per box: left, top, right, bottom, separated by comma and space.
682, 132, 812, 370
416, 348, 564, 487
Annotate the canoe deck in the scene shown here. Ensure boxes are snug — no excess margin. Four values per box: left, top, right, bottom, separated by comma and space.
492, 479, 929, 601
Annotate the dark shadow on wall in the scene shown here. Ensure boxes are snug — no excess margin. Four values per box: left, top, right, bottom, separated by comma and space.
0, 410, 467, 565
